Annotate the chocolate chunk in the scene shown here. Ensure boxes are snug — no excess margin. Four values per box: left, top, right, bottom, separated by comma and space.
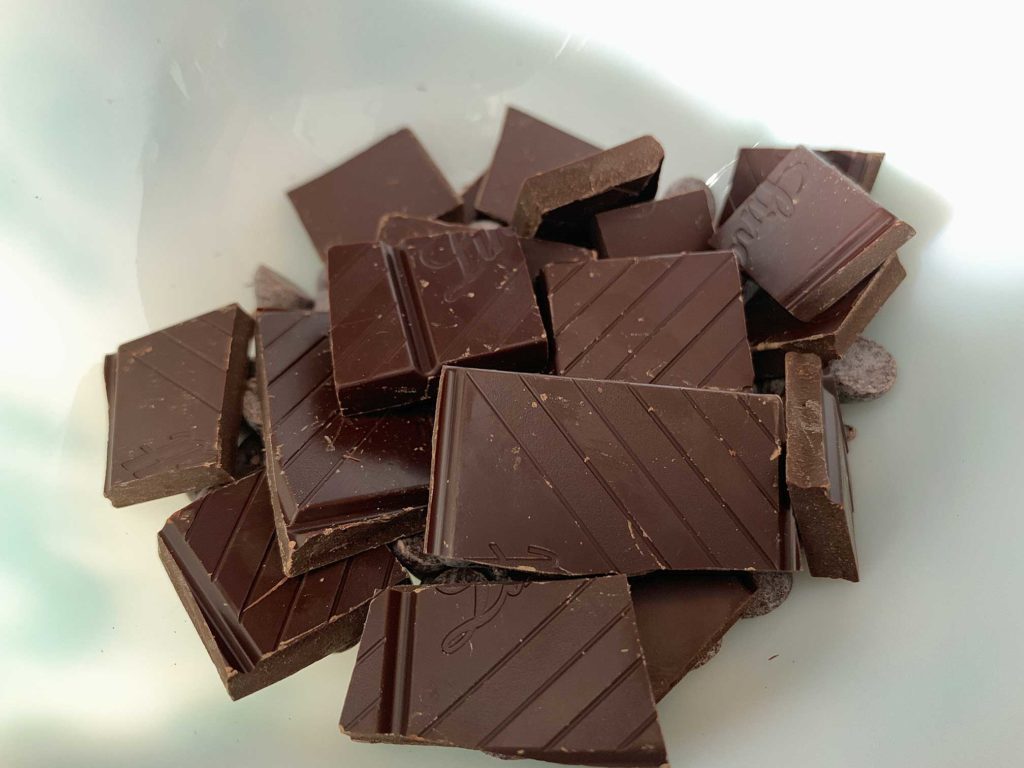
241, 376, 262, 431
425, 367, 796, 576
747, 255, 906, 376
475, 107, 599, 224
520, 238, 596, 281
254, 311, 433, 576
824, 337, 897, 402
630, 572, 755, 701
104, 304, 253, 507
741, 572, 793, 618
513, 136, 664, 245
543, 251, 754, 390
718, 146, 885, 225
254, 264, 314, 311
712, 146, 914, 321
327, 230, 547, 414
663, 176, 716, 219
785, 352, 858, 581
340, 577, 668, 767
375, 213, 472, 246
388, 533, 450, 579
592, 190, 713, 258
158, 471, 407, 699
288, 129, 460, 258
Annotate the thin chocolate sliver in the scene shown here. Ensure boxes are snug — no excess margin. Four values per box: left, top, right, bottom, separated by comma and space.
158, 471, 407, 699
592, 190, 713, 258
426, 367, 796, 576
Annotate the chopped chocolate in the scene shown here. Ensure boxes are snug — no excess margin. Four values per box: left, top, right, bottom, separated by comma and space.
475, 107, 599, 224
513, 136, 664, 245
785, 352, 858, 581
288, 129, 460, 258
254, 311, 433, 576
327, 229, 547, 414
741, 572, 794, 618
104, 304, 253, 507
375, 213, 472, 246
543, 251, 754, 390
824, 337, 897, 402
663, 176, 716, 219
592, 190, 713, 258
426, 367, 796, 576
158, 470, 407, 699
712, 146, 914, 321
340, 576, 668, 767
254, 264, 314, 311
630, 572, 755, 700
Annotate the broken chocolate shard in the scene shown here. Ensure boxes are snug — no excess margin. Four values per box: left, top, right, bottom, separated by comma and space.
475, 107, 600, 224
426, 367, 796, 576
254, 311, 433, 576
104, 304, 253, 507
592, 190, 713, 258
159, 471, 407, 699
663, 176, 716, 220
543, 251, 754, 390
340, 576, 668, 767
712, 146, 913, 321
785, 352, 858, 581
254, 265, 314, 311
824, 337, 897, 402
288, 129, 460, 258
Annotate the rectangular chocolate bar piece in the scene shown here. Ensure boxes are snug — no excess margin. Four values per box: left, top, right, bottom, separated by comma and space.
630, 572, 755, 701
426, 367, 796, 576
158, 470, 407, 699
719, 146, 885, 225
288, 129, 460, 258
747, 254, 906, 377
327, 229, 547, 414
340, 576, 668, 767
104, 304, 253, 507
712, 146, 914, 321
513, 136, 664, 245
543, 251, 754, 390
593, 190, 713, 258
784, 352, 858, 581
255, 311, 433, 576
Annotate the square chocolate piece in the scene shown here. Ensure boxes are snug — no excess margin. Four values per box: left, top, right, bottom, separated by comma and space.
593, 190, 713, 258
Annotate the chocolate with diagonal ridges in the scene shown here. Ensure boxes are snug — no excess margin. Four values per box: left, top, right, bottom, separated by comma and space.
327, 230, 547, 414
104, 304, 253, 507
255, 311, 433, 576
630, 572, 755, 701
593, 190, 713, 258
339, 577, 668, 767
543, 252, 754, 390
712, 146, 913, 321
426, 367, 796, 576
157, 471, 407, 699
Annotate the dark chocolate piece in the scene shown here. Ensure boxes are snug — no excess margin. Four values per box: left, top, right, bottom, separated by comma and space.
104, 304, 253, 507
327, 229, 547, 414
426, 367, 796, 576
475, 107, 600, 224
543, 251, 754, 390
711, 146, 914, 321
375, 213, 472, 246
255, 311, 433, 576
824, 337, 897, 402
746, 254, 906, 376
741, 572, 794, 618
340, 577, 668, 767
719, 146, 885, 225
520, 238, 596, 281
785, 352, 858, 581
513, 136, 665, 245
158, 471, 407, 699
388, 533, 450, 579
254, 265, 314, 311
288, 129, 460, 258
592, 190, 713, 258
663, 177, 716, 220
630, 572, 754, 701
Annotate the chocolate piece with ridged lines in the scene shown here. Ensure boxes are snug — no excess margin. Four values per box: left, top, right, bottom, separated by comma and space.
426, 367, 796, 576
785, 352, 858, 581
339, 576, 668, 767
712, 146, 914, 321
255, 311, 433, 577
543, 251, 754, 391
327, 229, 547, 414
593, 190, 713, 258
104, 304, 253, 507
158, 470, 407, 699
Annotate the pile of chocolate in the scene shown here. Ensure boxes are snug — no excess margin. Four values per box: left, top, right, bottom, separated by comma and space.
103, 107, 912, 767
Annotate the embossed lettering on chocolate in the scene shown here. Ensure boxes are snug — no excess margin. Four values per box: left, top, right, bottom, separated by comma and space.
340, 576, 669, 767
712, 146, 914, 321
425, 367, 797, 576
